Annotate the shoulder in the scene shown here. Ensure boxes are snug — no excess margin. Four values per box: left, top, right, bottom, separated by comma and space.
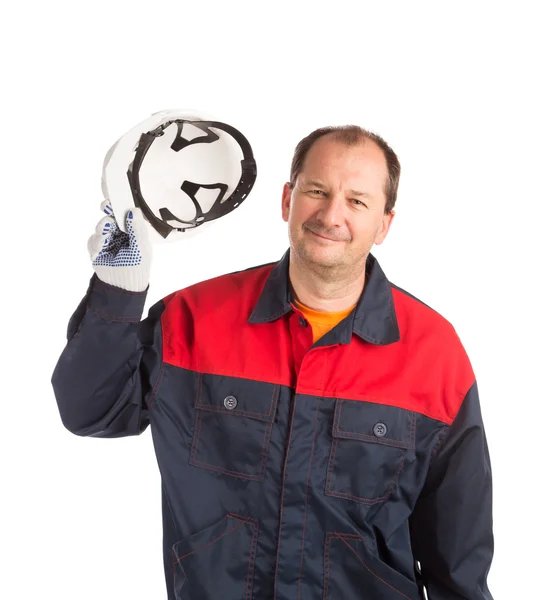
389, 282, 455, 335
161, 259, 278, 314
389, 281, 475, 408
390, 281, 460, 341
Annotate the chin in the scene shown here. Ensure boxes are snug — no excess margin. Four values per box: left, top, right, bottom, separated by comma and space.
301, 245, 345, 269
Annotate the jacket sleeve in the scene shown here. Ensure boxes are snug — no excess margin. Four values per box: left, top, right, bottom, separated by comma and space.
409, 379, 495, 599
51, 274, 166, 438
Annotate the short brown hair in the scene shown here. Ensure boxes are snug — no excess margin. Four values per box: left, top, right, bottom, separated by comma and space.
289, 125, 401, 214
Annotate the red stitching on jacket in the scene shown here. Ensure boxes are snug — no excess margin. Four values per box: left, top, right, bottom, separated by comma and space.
226, 512, 255, 522
190, 417, 271, 480
147, 363, 165, 413
226, 511, 260, 600
325, 436, 337, 496
246, 517, 259, 600
325, 424, 407, 505
88, 306, 141, 322
326, 532, 415, 600
297, 397, 321, 600
323, 533, 360, 598
334, 399, 416, 447
172, 519, 246, 564
323, 533, 330, 599
326, 448, 406, 504
273, 393, 298, 598
171, 513, 260, 597
195, 382, 279, 419
189, 380, 274, 481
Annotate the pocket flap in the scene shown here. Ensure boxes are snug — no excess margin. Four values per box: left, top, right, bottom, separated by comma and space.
332, 399, 415, 449
195, 373, 280, 423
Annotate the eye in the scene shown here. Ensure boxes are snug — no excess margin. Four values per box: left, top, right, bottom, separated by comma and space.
350, 199, 366, 207
309, 189, 326, 195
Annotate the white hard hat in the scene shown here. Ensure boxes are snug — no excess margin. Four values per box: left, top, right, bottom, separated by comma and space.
101, 109, 257, 243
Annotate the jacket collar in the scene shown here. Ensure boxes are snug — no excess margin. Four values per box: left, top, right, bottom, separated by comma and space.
248, 249, 400, 346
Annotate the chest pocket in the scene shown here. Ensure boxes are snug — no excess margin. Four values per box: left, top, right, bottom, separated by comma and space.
189, 373, 280, 482
325, 399, 416, 505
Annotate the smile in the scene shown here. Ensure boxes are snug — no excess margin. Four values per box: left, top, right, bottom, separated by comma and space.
308, 230, 343, 242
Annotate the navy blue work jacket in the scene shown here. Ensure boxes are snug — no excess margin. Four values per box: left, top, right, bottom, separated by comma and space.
52, 249, 495, 599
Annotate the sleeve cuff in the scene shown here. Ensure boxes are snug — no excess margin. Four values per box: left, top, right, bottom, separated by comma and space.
87, 273, 149, 322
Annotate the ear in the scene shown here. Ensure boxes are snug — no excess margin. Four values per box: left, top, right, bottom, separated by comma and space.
374, 210, 395, 245
281, 182, 292, 223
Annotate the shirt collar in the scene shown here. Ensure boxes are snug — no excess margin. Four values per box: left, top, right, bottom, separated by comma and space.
248, 248, 400, 346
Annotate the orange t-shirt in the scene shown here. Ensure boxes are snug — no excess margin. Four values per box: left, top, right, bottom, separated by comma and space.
293, 298, 357, 344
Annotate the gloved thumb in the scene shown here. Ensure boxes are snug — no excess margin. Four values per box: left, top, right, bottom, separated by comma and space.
125, 208, 151, 252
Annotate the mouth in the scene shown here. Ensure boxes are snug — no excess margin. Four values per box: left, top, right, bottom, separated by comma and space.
308, 229, 343, 243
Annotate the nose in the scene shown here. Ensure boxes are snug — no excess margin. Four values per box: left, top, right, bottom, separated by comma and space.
317, 192, 346, 227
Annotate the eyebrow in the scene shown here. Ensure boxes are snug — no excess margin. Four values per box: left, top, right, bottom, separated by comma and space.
302, 179, 372, 199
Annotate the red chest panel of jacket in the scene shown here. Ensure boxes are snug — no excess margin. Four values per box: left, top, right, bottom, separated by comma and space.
161, 256, 473, 427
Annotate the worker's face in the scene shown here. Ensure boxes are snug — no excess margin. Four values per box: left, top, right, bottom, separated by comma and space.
282, 136, 395, 275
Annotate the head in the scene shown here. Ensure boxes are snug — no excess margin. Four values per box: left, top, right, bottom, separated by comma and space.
282, 125, 400, 278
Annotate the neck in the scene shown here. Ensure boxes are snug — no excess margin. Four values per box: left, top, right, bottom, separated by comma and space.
289, 255, 367, 313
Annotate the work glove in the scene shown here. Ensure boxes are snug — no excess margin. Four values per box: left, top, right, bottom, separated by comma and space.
87, 200, 152, 292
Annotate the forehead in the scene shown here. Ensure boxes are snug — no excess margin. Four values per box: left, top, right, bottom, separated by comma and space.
300, 136, 388, 191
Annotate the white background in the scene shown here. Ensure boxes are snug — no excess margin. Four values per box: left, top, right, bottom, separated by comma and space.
2, 1, 546, 598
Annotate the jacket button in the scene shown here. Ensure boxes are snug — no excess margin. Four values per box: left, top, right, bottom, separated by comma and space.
299, 316, 308, 327
223, 395, 238, 410
373, 422, 387, 437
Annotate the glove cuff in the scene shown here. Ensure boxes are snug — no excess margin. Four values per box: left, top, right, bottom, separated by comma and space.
94, 264, 150, 293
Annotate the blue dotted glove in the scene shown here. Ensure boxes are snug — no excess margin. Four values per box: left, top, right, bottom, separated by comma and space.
88, 200, 152, 292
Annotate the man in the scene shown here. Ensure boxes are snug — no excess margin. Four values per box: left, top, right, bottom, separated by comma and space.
52, 125, 495, 599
